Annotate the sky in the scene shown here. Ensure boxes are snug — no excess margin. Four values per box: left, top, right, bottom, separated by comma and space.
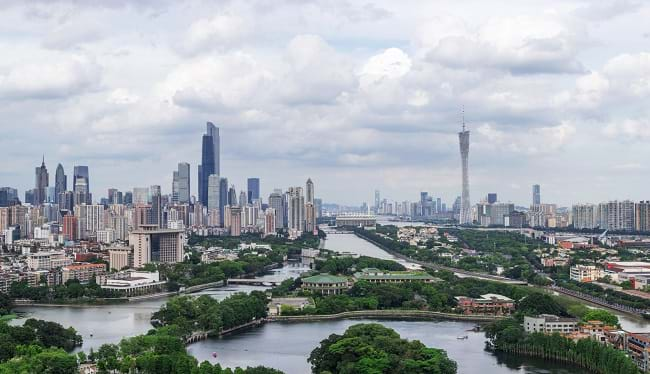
1, 0, 649, 207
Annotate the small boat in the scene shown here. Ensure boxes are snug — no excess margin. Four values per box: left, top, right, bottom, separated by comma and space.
212, 352, 217, 358
456, 335, 468, 340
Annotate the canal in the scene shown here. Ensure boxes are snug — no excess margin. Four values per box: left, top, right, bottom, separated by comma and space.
10, 230, 646, 373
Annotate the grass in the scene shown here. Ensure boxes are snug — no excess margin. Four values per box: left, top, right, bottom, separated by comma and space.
0, 314, 17, 324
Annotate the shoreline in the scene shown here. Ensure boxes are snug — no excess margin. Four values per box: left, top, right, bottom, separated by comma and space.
267, 309, 503, 323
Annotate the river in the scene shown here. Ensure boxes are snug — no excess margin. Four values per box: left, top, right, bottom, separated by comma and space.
10, 231, 646, 373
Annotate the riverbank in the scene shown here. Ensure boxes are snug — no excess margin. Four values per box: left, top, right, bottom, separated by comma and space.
268, 309, 503, 323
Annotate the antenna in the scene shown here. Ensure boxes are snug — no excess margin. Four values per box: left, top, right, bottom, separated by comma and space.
461, 105, 466, 132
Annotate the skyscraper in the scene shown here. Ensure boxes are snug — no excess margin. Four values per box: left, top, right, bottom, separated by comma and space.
532, 184, 541, 206
73, 166, 89, 193
458, 117, 471, 225
219, 177, 228, 226
150, 186, 162, 228
306, 178, 314, 204
55, 164, 67, 203
34, 156, 49, 205
172, 162, 190, 204
374, 190, 380, 213
247, 178, 260, 204
269, 189, 285, 229
207, 174, 220, 213
239, 190, 247, 207
198, 122, 220, 206
487, 193, 497, 204
287, 187, 305, 232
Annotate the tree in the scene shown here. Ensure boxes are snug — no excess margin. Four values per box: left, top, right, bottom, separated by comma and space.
308, 323, 457, 374
581, 309, 619, 327
516, 293, 567, 318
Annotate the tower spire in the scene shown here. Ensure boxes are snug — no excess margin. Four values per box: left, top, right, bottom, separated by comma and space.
461, 105, 465, 132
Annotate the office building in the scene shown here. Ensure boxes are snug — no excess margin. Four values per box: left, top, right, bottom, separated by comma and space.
73, 166, 89, 193
269, 190, 285, 229
198, 122, 220, 206
229, 207, 242, 236
129, 225, 185, 268
288, 187, 305, 232
314, 198, 322, 219
487, 193, 497, 204
108, 246, 134, 271
219, 177, 228, 226
374, 190, 380, 213
207, 174, 220, 213
133, 188, 149, 205
532, 184, 541, 205
150, 186, 162, 228
306, 178, 314, 204
458, 120, 471, 224
34, 157, 49, 205
247, 178, 260, 204
171, 162, 190, 204
54, 164, 67, 204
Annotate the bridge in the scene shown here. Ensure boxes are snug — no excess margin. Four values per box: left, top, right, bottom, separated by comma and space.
226, 279, 283, 286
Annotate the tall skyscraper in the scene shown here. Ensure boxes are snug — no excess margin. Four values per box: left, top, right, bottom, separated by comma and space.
487, 193, 497, 204
150, 186, 162, 228
458, 118, 471, 225
73, 166, 89, 193
219, 177, 228, 226
207, 174, 220, 213
172, 162, 191, 204
269, 189, 285, 229
198, 122, 220, 206
55, 164, 67, 203
34, 156, 49, 205
374, 190, 380, 213
532, 184, 541, 206
228, 186, 237, 206
247, 178, 260, 204
306, 178, 314, 204
287, 187, 305, 232
239, 191, 247, 207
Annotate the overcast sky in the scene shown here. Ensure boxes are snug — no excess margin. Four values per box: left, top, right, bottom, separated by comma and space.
1, 0, 649, 207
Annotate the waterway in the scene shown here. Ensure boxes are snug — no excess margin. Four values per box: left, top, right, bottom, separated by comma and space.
9, 231, 646, 373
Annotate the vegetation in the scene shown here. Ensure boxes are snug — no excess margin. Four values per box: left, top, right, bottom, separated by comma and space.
581, 309, 619, 327
557, 279, 650, 309
89, 328, 283, 374
315, 255, 406, 275
308, 323, 457, 374
485, 318, 639, 374
188, 231, 324, 258
9, 278, 122, 302
151, 292, 268, 337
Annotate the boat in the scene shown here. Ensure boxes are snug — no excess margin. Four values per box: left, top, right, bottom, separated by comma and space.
456, 335, 468, 340
212, 352, 217, 358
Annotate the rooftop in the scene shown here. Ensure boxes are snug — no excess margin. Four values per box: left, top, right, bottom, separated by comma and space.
302, 274, 348, 284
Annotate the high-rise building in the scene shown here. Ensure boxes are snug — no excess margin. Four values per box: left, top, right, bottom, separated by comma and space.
247, 178, 260, 204
230, 206, 242, 236
314, 198, 323, 219
458, 119, 471, 225
288, 187, 305, 232
374, 190, 380, 213
133, 188, 149, 205
62, 214, 78, 241
54, 164, 67, 204
129, 225, 185, 267
207, 174, 220, 213
219, 177, 228, 226
172, 162, 190, 204
635, 201, 650, 232
306, 178, 314, 204
34, 156, 49, 205
73, 166, 89, 193
269, 190, 285, 229
572, 204, 597, 229
228, 186, 237, 206
532, 185, 541, 206
487, 193, 497, 204
239, 191, 247, 207
264, 208, 276, 237
150, 186, 162, 228
198, 122, 220, 206
606, 200, 635, 232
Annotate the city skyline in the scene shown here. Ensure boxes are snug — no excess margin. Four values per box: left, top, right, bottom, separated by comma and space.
2, 1, 650, 205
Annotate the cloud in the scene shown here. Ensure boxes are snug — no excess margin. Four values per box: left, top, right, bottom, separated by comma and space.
603, 118, 650, 139
0, 55, 100, 100
477, 121, 577, 154
422, 15, 587, 75
181, 14, 251, 55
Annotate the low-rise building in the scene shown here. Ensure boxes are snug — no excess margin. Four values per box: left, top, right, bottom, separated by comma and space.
524, 314, 578, 334
301, 274, 349, 295
353, 268, 440, 284
267, 297, 314, 316
26, 251, 72, 271
455, 294, 515, 315
101, 271, 165, 296
627, 333, 650, 372
62, 263, 106, 284
570, 265, 603, 282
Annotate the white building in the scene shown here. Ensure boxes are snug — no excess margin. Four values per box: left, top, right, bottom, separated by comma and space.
570, 265, 603, 282
27, 251, 72, 271
524, 315, 578, 334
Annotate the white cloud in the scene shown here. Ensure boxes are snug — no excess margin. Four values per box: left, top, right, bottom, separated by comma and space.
181, 14, 251, 55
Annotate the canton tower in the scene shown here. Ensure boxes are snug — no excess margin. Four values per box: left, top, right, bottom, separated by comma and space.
458, 111, 471, 225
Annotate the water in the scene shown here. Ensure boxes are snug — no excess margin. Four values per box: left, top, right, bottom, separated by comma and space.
11, 264, 311, 351
10, 233, 641, 372
187, 319, 589, 374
